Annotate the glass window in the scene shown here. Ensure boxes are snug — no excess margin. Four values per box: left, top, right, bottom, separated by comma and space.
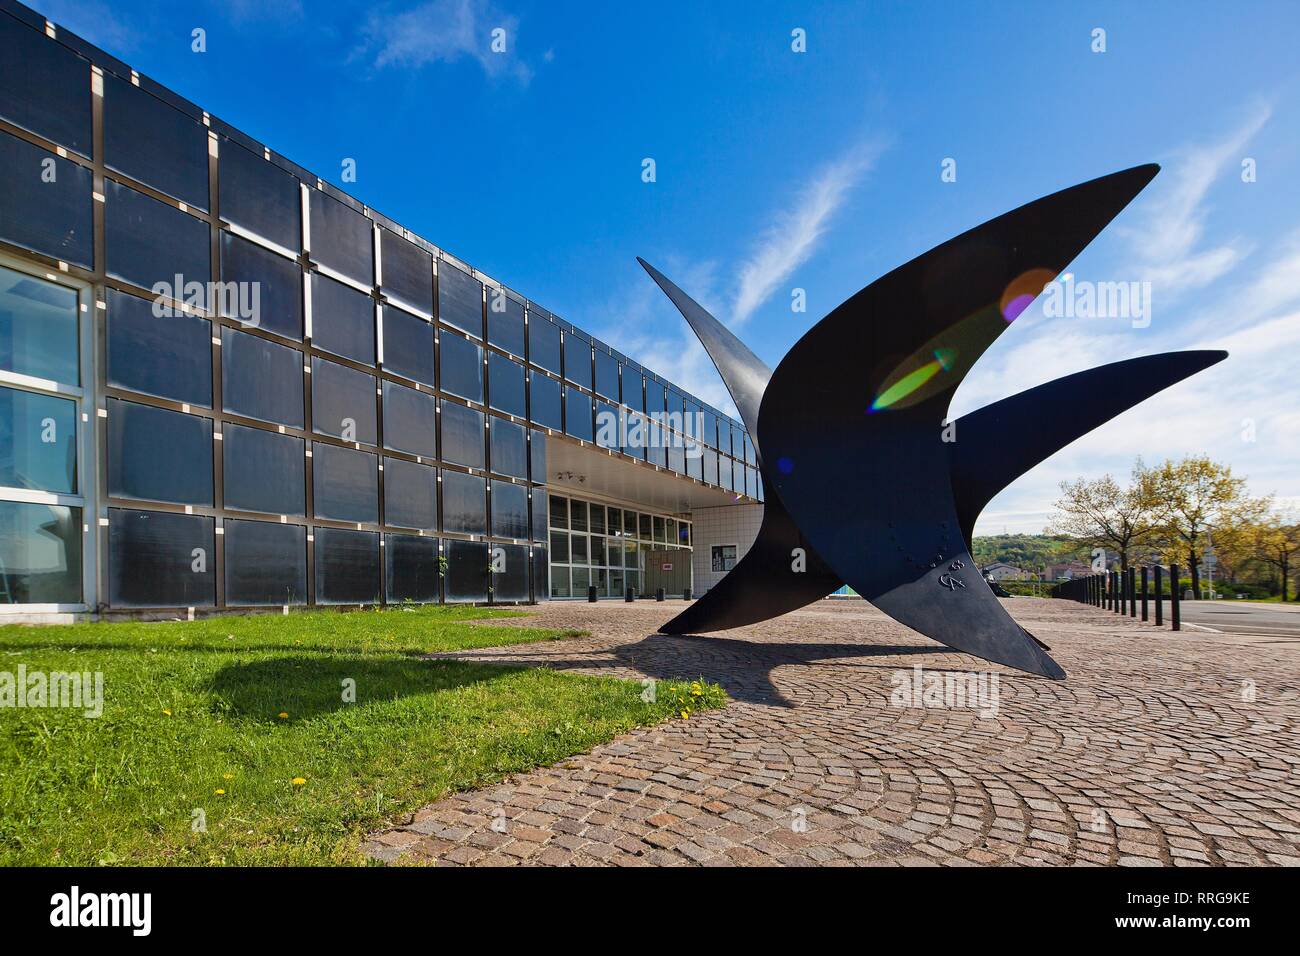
572, 565, 591, 594
528, 313, 560, 373
686, 440, 703, 480
711, 544, 737, 573
532, 547, 548, 602
107, 399, 212, 505
108, 508, 214, 607
380, 229, 432, 315
571, 534, 588, 563
381, 305, 434, 386
548, 495, 567, 530
105, 180, 210, 293
311, 356, 376, 444
223, 422, 304, 516
594, 400, 618, 450
653, 516, 666, 543
314, 527, 380, 605
437, 262, 482, 338
621, 410, 645, 460
0, 500, 82, 603
491, 542, 528, 602
222, 327, 303, 427
571, 500, 588, 533
0, 264, 80, 384
107, 288, 210, 405
731, 423, 744, 459
218, 139, 301, 251
440, 331, 483, 403
489, 417, 527, 479
439, 400, 484, 469
638, 513, 651, 539
746, 465, 758, 497
103, 73, 208, 209
312, 442, 377, 523
384, 456, 436, 530
563, 333, 592, 389
565, 388, 593, 442
529, 372, 561, 430
381, 380, 436, 459
590, 505, 606, 535
530, 428, 546, 482
702, 410, 718, 449
309, 190, 372, 286
744, 434, 757, 466
0, 386, 77, 493
645, 379, 666, 418
224, 519, 307, 606
491, 480, 528, 539
624, 373, 644, 413
487, 352, 525, 418
550, 564, 570, 598
595, 351, 619, 400
0, 15, 91, 154
440, 469, 485, 535
311, 272, 373, 364
487, 291, 525, 356
549, 530, 569, 562
385, 533, 439, 604
703, 448, 718, 486
531, 488, 546, 541
667, 441, 685, 474
0, 131, 93, 268
445, 538, 488, 602
219, 231, 302, 340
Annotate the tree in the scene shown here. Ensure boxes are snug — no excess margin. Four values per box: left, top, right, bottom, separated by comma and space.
1254, 511, 1300, 602
1048, 466, 1159, 570
1146, 456, 1269, 599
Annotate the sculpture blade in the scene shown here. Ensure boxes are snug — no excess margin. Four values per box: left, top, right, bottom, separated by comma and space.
949, 350, 1229, 544
759, 165, 1163, 678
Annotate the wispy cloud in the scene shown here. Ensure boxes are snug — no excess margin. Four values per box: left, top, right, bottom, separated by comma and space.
41, 0, 137, 53
731, 141, 885, 326
356, 0, 534, 84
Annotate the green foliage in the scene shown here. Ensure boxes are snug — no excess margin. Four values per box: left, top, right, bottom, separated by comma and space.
971, 534, 1084, 573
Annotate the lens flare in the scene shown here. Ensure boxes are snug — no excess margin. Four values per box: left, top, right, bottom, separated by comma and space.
869, 349, 957, 412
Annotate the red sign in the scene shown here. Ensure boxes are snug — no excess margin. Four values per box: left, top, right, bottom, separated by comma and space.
661, 562, 673, 571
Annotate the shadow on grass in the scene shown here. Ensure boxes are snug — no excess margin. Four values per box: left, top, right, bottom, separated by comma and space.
207, 656, 519, 721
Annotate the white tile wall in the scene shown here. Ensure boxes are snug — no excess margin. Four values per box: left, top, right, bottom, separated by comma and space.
690, 502, 763, 595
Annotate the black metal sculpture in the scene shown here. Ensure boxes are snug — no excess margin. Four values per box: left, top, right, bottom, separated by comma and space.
641, 164, 1227, 679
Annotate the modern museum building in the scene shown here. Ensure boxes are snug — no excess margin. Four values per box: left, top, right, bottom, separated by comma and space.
0, 0, 762, 619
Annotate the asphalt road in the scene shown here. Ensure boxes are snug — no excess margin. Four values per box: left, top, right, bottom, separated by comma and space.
1155, 600, 1300, 644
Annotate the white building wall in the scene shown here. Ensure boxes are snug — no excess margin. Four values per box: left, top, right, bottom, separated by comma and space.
690, 502, 764, 595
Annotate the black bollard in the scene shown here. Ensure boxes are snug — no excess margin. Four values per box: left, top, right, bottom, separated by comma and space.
1141, 566, 1149, 621
655, 587, 665, 602
1155, 565, 1164, 625
1170, 564, 1181, 631
625, 587, 635, 603
683, 587, 692, 601
1128, 567, 1137, 618
588, 585, 597, 603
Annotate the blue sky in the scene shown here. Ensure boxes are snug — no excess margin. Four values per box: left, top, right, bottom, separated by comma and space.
40, 0, 1300, 533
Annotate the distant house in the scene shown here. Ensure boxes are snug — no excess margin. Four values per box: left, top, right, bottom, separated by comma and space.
982, 562, 1028, 582
1045, 562, 1094, 581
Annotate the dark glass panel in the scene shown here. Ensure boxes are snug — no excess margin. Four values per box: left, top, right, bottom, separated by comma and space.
565, 388, 593, 442
311, 272, 373, 364
439, 400, 484, 469
491, 481, 528, 539
105, 180, 210, 292
746, 465, 758, 497
532, 546, 548, 602
440, 469, 485, 535
381, 305, 434, 385
595, 351, 619, 400
312, 442, 377, 523
686, 439, 703, 480
530, 428, 546, 482
106, 399, 212, 505
624, 373, 644, 413
223, 519, 307, 606
667, 441, 685, 474
571, 500, 588, 533
108, 508, 214, 608
489, 417, 527, 479
645, 379, 666, 418
437, 262, 482, 338
621, 410, 645, 461
703, 447, 718, 486
107, 287, 210, 405
0, 265, 79, 384
223, 422, 304, 516
219, 230, 302, 339
309, 190, 372, 286
221, 327, 303, 428
314, 527, 380, 605
491, 542, 528, 602
531, 488, 547, 541
487, 291, 525, 356
0, 131, 93, 267
529, 372, 561, 430
0, 15, 91, 153
528, 314, 560, 373
702, 410, 718, 448
381, 380, 436, 459
0, 387, 75, 492
594, 400, 619, 451
590, 504, 606, 535
440, 331, 483, 403
548, 494, 567, 529
731, 423, 744, 459
744, 434, 757, 466
487, 352, 525, 417
0, 500, 81, 603
311, 356, 376, 444
103, 73, 207, 208
385, 533, 440, 603
563, 332, 592, 389
445, 538, 487, 602
384, 457, 437, 530
549, 530, 568, 562
218, 139, 301, 251
380, 229, 432, 314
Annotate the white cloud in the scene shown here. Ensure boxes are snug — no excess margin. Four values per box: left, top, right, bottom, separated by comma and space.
357, 0, 533, 84
731, 141, 885, 326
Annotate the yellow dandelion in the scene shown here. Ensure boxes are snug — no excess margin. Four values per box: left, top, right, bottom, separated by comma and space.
161, 708, 172, 717
278, 712, 289, 719
214, 788, 225, 796
291, 777, 307, 786
680, 710, 689, 719
222, 773, 234, 780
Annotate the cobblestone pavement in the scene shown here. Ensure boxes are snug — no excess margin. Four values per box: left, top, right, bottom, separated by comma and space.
364, 598, 1300, 867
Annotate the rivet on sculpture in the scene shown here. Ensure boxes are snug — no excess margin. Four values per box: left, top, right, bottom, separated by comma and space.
639, 165, 1226, 679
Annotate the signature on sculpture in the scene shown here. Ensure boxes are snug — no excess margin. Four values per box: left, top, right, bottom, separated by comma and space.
639, 164, 1227, 679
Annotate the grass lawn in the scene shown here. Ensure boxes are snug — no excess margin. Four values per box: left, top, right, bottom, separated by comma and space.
0, 605, 725, 866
